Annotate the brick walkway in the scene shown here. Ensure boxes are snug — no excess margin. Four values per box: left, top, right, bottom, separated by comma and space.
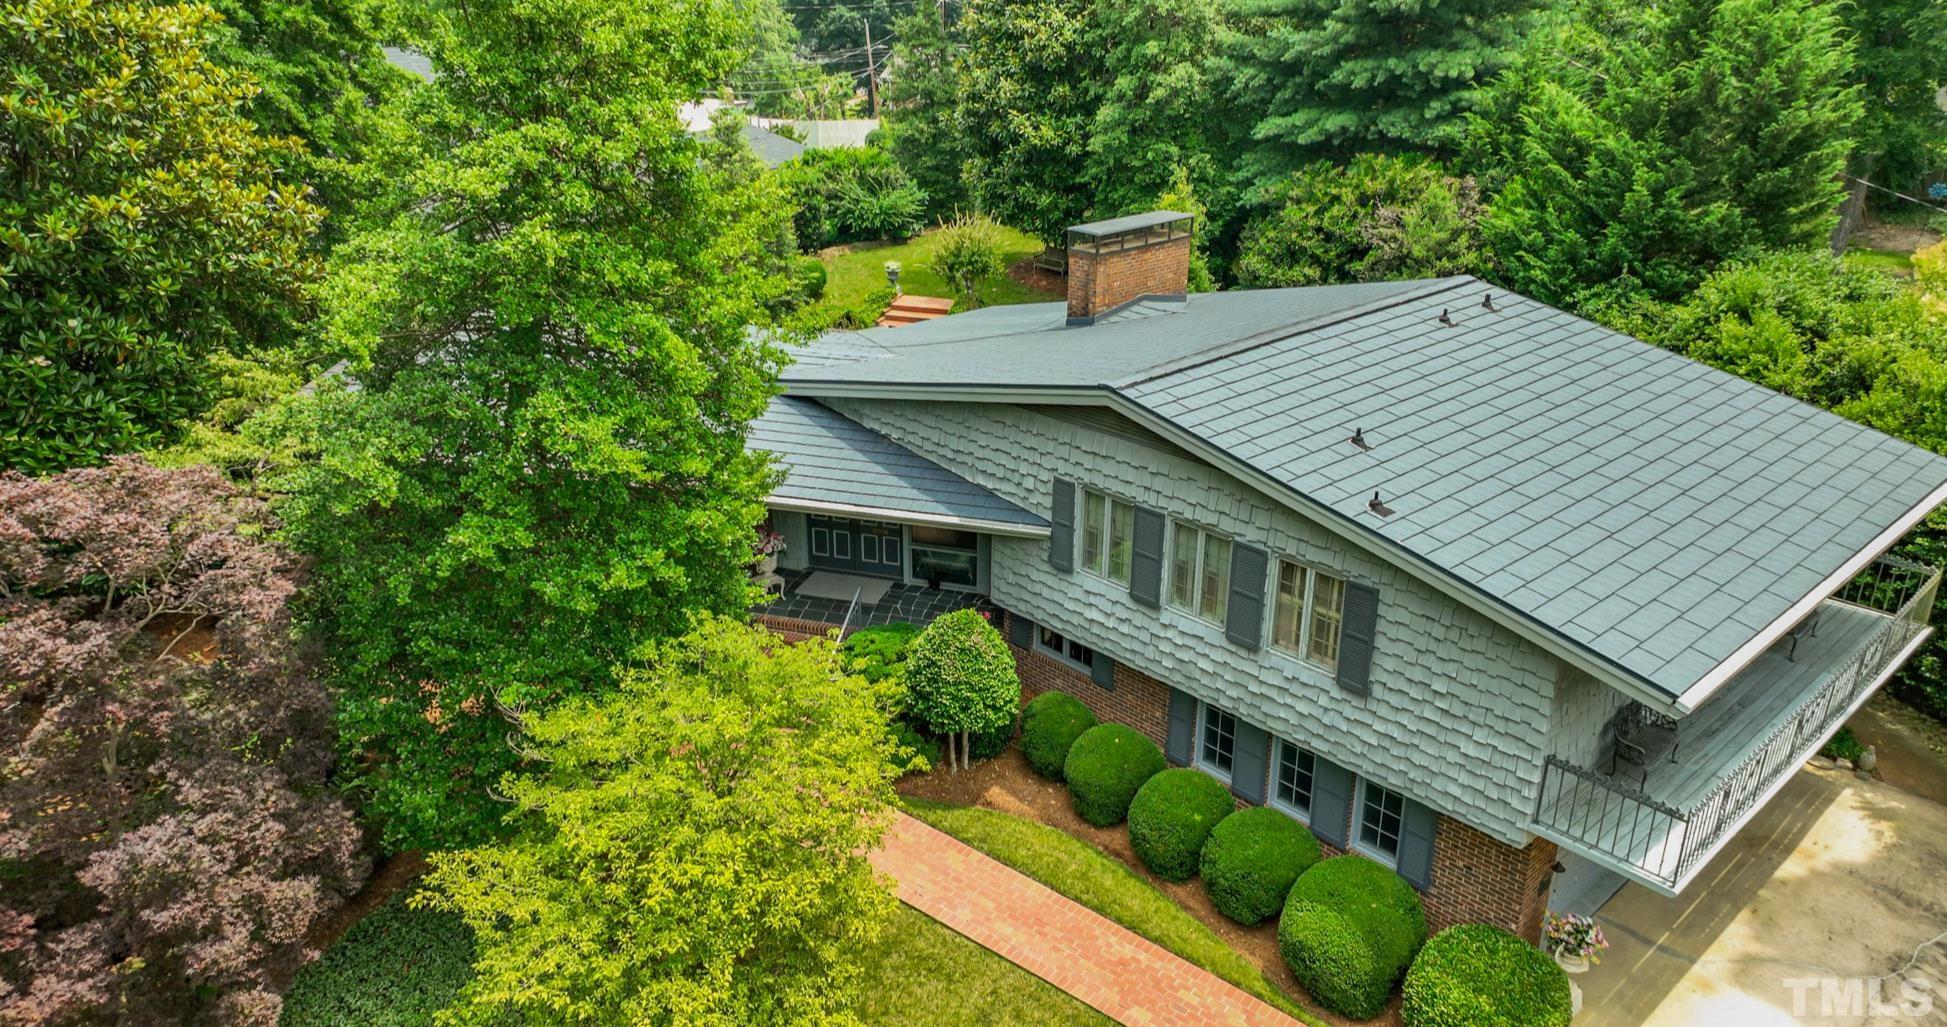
871, 813, 1301, 1027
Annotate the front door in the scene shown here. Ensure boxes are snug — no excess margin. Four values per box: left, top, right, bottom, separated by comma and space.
806, 517, 904, 578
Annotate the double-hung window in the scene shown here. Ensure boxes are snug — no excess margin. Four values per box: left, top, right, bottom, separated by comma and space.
1197, 701, 1237, 782
1168, 521, 1230, 624
1080, 489, 1135, 583
1354, 779, 1406, 861
1271, 739, 1316, 819
1269, 558, 1347, 673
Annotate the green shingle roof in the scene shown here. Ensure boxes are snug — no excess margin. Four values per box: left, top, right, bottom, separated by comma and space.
751, 396, 1046, 532
781, 276, 1947, 701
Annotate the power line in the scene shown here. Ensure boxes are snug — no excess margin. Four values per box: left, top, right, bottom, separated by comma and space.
1842, 174, 1947, 217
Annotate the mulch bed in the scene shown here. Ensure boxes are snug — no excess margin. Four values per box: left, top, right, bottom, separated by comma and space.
898, 748, 1404, 1027
1007, 257, 1066, 297
304, 849, 429, 952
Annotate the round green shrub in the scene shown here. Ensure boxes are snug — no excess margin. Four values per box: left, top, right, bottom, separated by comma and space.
903, 609, 1021, 741
1020, 692, 1098, 780
1277, 901, 1390, 1019
1127, 769, 1235, 881
1199, 807, 1321, 925
1289, 855, 1428, 972
1402, 924, 1572, 1027
841, 621, 922, 685
1277, 856, 1428, 1019
1062, 724, 1167, 826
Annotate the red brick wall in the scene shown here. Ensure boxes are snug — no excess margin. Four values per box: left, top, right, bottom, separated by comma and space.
753, 613, 842, 644
999, 611, 1554, 942
1067, 235, 1193, 320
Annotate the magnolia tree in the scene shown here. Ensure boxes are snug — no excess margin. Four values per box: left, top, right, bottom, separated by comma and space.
0, 459, 365, 1026
903, 609, 1021, 771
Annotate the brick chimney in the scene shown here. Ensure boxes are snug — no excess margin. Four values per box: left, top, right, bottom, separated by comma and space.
1064, 210, 1194, 325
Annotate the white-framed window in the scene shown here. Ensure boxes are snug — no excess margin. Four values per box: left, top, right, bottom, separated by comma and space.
1353, 779, 1406, 862
1270, 558, 1347, 673
1168, 521, 1230, 624
1197, 701, 1237, 782
1271, 739, 1315, 820
1080, 489, 1135, 584
910, 525, 979, 590
1037, 624, 1095, 671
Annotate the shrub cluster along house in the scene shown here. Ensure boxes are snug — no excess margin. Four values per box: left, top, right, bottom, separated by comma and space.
750, 211, 1947, 940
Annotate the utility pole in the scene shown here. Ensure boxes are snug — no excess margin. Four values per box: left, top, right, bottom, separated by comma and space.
862, 16, 880, 118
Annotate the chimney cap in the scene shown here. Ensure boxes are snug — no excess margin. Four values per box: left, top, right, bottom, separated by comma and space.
1066, 210, 1194, 240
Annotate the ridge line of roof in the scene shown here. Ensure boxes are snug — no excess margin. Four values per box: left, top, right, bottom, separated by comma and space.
1113, 276, 1478, 390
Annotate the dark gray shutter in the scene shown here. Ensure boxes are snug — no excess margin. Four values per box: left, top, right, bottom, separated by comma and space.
1398, 797, 1438, 890
1336, 581, 1380, 696
1008, 613, 1033, 649
1231, 721, 1269, 805
1310, 757, 1354, 848
1129, 506, 1165, 608
1224, 543, 1269, 650
1049, 479, 1075, 571
1166, 687, 1197, 765
1090, 650, 1116, 690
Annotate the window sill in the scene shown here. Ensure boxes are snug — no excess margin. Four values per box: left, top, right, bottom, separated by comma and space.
1034, 645, 1094, 676
1191, 760, 1233, 788
1267, 798, 1312, 827
1348, 840, 1401, 870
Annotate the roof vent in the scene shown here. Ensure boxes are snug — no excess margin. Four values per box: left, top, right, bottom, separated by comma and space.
1368, 491, 1395, 517
1481, 292, 1498, 312
1436, 309, 1455, 328
1350, 427, 1371, 452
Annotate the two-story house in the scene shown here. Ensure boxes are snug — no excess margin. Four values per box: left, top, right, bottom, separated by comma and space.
749, 211, 1947, 942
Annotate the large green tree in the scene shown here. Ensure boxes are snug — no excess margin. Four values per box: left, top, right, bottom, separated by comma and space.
882, 8, 968, 214
1234, 154, 1483, 288
204, 0, 403, 240
1221, 0, 1537, 198
955, 0, 1101, 243
1843, 0, 1947, 193
1469, 0, 1861, 307
1086, 0, 1223, 217
420, 616, 900, 1027
274, 0, 787, 851
0, 0, 320, 474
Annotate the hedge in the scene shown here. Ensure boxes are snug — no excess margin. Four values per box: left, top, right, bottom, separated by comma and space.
1020, 692, 1098, 780
1127, 769, 1235, 881
903, 609, 1020, 739
1278, 901, 1390, 1019
1199, 807, 1320, 925
1063, 724, 1167, 826
1278, 856, 1427, 1018
1402, 924, 1572, 1027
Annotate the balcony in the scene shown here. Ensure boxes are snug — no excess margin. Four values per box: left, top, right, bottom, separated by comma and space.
1532, 555, 1941, 894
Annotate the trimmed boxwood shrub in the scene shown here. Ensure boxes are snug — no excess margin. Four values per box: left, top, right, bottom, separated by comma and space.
1278, 856, 1428, 1018
1127, 769, 1235, 881
1020, 692, 1098, 780
1402, 924, 1572, 1027
1278, 901, 1389, 1019
1199, 807, 1321, 925
1063, 724, 1167, 826
842, 621, 922, 685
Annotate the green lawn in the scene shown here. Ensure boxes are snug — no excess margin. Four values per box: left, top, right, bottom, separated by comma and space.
816, 226, 1058, 318
282, 883, 1101, 1025
859, 905, 1110, 1026
1844, 246, 1916, 275
902, 798, 1323, 1025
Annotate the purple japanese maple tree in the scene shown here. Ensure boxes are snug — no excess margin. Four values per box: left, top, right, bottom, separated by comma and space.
0, 459, 367, 1025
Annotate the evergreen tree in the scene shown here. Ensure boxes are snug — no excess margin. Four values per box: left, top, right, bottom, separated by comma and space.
1469, 0, 1860, 306
955, 0, 1102, 243
1222, 0, 1537, 199
274, 0, 788, 851
1086, 0, 1223, 217
883, 7, 969, 214
1842, 0, 1947, 191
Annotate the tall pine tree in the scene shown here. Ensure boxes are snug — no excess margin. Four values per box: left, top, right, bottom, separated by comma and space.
1221, 0, 1537, 199
274, 0, 789, 851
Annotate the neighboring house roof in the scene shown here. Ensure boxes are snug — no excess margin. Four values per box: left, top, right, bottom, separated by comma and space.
753, 396, 1048, 536
742, 124, 805, 167
779, 275, 1947, 711
381, 45, 434, 81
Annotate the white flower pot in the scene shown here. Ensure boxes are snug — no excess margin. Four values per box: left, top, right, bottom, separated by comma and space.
754, 554, 779, 576
1555, 950, 1590, 975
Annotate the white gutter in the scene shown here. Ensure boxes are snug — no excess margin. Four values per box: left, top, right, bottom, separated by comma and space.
765, 495, 1051, 538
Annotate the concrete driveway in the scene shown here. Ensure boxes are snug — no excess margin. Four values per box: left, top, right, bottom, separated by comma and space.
1575, 765, 1947, 1026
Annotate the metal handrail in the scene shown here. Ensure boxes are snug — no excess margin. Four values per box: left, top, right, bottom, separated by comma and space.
835, 586, 864, 639
1534, 555, 1940, 889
